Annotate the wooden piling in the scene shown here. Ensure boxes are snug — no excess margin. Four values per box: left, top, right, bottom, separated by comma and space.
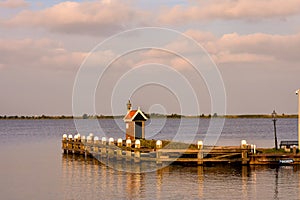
156, 140, 162, 165
197, 140, 203, 165
116, 138, 123, 161
67, 135, 73, 154
126, 149, 132, 162
134, 140, 141, 163
241, 140, 248, 165
62, 134, 68, 154
108, 138, 115, 159
125, 138, 132, 162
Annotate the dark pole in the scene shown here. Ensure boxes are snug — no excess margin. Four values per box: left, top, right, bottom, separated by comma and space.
272, 110, 278, 150
273, 118, 278, 150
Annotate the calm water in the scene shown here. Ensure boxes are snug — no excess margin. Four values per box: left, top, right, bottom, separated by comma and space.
0, 118, 299, 200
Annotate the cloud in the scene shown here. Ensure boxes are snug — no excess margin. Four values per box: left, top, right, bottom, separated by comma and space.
159, 0, 300, 24
3, 0, 149, 36
183, 30, 300, 64
110, 30, 300, 71
0, 0, 28, 8
2, 31, 298, 73
0, 38, 86, 70
3, 0, 300, 37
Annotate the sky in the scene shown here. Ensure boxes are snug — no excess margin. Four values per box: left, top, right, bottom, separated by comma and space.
0, 0, 300, 116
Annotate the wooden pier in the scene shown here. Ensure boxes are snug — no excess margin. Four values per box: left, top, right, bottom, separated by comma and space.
61, 134, 300, 166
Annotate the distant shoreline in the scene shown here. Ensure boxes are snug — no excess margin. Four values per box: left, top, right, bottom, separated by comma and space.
0, 114, 297, 120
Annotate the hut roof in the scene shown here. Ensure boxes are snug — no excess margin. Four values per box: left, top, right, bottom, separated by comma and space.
123, 108, 148, 122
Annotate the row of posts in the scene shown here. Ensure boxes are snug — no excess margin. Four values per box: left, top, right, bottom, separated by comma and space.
62, 133, 163, 149
62, 133, 166, 164
62, 134, 254, 165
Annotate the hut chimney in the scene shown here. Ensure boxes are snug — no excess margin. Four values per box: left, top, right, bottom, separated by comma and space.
127, 99, 132, 111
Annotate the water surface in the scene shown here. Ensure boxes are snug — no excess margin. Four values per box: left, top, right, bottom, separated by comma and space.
0, 118, 299, 199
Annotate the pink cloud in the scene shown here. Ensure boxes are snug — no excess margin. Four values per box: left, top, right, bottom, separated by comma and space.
0, 38, 86, 70
3, 1, 149, 35
183, 30, 300, 64
0, 0, 28, 8
124, 30, 300, 70
159, 0, 300, 24
1, 29, 299, 72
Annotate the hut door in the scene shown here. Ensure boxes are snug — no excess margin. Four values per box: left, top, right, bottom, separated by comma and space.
135, 122, 142, 139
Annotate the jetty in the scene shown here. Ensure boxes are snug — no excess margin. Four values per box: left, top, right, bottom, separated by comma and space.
61, 134, 300, 166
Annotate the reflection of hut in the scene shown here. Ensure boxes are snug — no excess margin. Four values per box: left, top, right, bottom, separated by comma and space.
123, 100, 148, 140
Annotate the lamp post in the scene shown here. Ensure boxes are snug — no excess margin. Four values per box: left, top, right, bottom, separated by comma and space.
296, 89, 300, 150
272, 110, 278, 150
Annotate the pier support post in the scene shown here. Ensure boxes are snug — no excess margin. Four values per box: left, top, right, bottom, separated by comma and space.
116, 138, 123, 161
197, 140, 203, 165
293, 145, 297, 155
241, 140, 248, 165
108, 138, 115, 159
62, 134, 67, 154
86, 135, 94, 156
74, 134, 79, 154
126, 138, 132, 162
101, 137, 107, 159
67, 134, 73, 154
81, 136, 87, 158
134, 140, 141, 163
94, 137, 99, 159
156, 140, 162, 165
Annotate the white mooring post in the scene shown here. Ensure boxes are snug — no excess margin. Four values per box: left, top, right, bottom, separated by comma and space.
134, 140, 141, 163
81, 135, 86, 143
81, 135, 87, 157
156, 140, 162, 165
74, 134, 79, 153
117, 138, 123, 161
108, 138, 114, 158
126, 138, 132, 162
68, 134, 73, 154
63, 134, 67, 141
101, 137, 107, 158
241, 140, 248, 165
117, 138, 123, 147
109, 138, 114, 145
94, 137, 99, 152
197, 140, 203, 165
62, 134, 67, 153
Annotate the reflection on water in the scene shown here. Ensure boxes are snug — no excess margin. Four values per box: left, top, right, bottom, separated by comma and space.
62, 154, 300, 200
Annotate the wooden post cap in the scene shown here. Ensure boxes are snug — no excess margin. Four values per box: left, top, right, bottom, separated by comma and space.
156, 140, 162, 149
197, 140, 203, 149
241, 140, 247, 146
135, 139, 141, 148
87, 136, 92, 142
126, 138, 132, 147
101, 137, 107, 144
109, 138, 114, 145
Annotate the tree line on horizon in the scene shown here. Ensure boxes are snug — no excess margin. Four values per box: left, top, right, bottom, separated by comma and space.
0, 113, 297, 120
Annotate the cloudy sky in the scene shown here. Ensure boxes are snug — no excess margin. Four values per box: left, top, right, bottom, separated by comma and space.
0, 0, 300, 116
